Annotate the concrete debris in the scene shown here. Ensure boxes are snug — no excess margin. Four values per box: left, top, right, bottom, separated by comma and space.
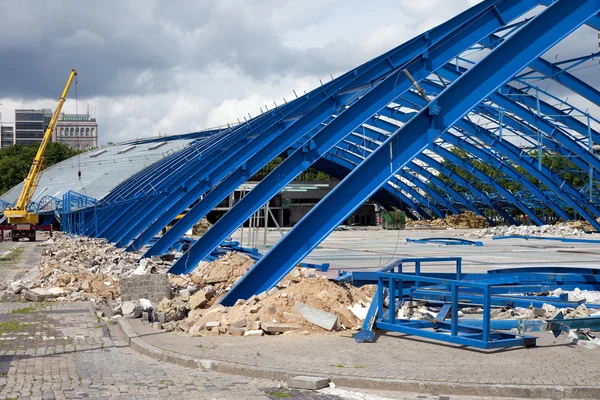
295, 301, 338, 331
552, 288, 600, 304
260, 322, 298, 333
407, 211, 488, 229
170, 265, 374, 338
5, 233, 172, 302
287, 376, 330, 390
567, 329, 600, 349
468, 223, 595, 238
243, 329, 264, 337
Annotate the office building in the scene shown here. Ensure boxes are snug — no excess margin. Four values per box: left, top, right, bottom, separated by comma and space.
14, 109, 52, 145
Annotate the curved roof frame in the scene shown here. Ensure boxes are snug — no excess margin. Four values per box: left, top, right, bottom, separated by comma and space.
134, 0, 547, 258
216, 0, 600, 304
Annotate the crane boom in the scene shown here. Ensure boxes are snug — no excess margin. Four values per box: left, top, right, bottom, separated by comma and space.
4, 69, 77, 225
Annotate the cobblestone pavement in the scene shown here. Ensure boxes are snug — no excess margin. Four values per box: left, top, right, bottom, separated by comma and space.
0, 301, 522, 400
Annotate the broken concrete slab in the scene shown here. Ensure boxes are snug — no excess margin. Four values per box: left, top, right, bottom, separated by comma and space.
261, 322, 298, 333
188, 291, 208, 310
203, 321, 220, 330
243, 329, 264, 337
229, 327, 245, 336
287, 376, 330, 390
294, 301, 338, 331
231, 319, 247, 328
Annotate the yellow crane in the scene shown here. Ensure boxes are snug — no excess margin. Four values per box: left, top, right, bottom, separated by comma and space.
3, 69, 77, 241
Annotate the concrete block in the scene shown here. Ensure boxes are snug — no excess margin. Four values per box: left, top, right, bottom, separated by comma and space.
231, 319, 247, 328
120, 274, 170, 303
157, 312, 167, 324
287, 376, 329, 390
204, 321, 220, 330
261, 322, 298, 333
152, 322, 162, 330
23, 289, 50, 302
243, 329, 264, 337
229, 327, 245, 336
294, 301, 338, 331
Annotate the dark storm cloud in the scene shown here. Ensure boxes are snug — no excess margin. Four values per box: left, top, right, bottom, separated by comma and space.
0, 0, 355, 101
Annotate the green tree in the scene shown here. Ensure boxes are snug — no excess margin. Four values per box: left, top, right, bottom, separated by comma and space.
0, 143, 82, 195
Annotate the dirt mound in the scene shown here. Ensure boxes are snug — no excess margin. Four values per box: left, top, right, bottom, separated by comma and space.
407, 211, 488, 229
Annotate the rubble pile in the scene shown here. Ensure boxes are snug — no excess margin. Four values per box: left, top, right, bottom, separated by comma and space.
407, 211, 488, 229
396, 297, 600, 322
149, 260, 376, 337
5, 233, 170, 301
468, 223, 593, 238
175, 276, 375, 337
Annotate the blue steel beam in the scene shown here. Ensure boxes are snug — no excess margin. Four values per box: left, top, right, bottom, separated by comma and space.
377, 104, 558, 223
338, 126, 479, 215
140, 1, 521, 256
98, 107, 301, 239
434, 67, 600, 182
337, 135, 475, 215
311, 158, 427, 220
324, 150, 447, 217
220, 0, 600, 304
416, 153, 518, 224
351, 114, 515, 220
92, 125, 258, 234
377, 100, 571, 221
166, 0, 545, 274
431, 145, 544, 225
395, 88, 600, 224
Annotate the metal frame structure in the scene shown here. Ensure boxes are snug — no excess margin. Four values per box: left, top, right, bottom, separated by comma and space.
45, 1, 600, 304
352, 257, 600, 349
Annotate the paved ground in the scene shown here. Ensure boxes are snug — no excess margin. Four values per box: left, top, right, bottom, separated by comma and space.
230, 228, 600, 274
0, 240, 546, 399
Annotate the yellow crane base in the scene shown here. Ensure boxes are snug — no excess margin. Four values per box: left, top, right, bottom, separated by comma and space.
3, 210, 40, 225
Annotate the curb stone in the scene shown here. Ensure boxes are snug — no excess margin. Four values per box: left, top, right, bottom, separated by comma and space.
115, 318, 600, 399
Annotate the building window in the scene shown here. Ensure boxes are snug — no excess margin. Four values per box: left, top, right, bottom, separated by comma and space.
60, 128, 64, 135
70, 127, 74, 136
86, 127, 90, 136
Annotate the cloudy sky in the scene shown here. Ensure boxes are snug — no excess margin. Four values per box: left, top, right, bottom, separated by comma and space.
0, 0, 597, 145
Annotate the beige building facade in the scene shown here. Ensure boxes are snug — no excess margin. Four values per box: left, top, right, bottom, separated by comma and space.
52, 113, 98, 150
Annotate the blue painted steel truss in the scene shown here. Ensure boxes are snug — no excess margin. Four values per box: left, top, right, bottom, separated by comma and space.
53, 1, 600, 305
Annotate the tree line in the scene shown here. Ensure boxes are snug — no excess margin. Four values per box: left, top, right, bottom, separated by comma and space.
0, 143, 83, 195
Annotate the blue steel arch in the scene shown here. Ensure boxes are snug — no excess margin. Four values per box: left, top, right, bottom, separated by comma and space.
55, 1, 600, 303
159, 0, 549, 270
122, 1, 508, 252
219, 0, 600, 304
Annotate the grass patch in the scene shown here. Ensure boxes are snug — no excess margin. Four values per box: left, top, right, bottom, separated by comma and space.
197, 344, 218, 350
335, 363, 345, 368
0, 247, 23, 262
10, 305, 37, 315
265, 390, 294, 398
0, 321, 28, 332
